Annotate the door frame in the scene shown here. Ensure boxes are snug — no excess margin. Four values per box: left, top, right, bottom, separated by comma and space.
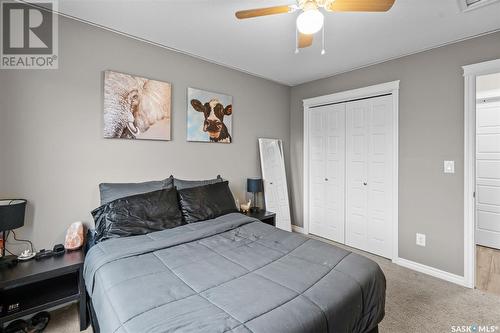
462, 58, 500, 288
303, 80, 400, 260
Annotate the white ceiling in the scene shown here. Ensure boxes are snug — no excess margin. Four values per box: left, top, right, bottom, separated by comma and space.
57, 0, 500, 86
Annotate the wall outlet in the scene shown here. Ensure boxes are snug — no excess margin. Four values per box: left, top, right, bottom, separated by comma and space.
416, 233, 426, 247
444, 160, 455, 174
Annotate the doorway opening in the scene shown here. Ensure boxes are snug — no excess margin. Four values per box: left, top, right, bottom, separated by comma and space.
463, 59, 500, 291
474, 72, 500, 294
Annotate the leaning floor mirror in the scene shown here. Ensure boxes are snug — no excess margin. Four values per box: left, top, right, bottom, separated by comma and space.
258, 138, 292, 232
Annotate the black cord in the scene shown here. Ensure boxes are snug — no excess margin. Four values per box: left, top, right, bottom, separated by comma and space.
11, 230, 34, 252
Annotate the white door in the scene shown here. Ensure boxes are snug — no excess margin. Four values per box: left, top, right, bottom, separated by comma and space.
345, 95, 394, 258
476, 100, 500, 249
259, 138, 292, 232
308, 104, 345, 243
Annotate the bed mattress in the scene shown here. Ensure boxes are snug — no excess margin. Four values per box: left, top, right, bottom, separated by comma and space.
84, 213, 385, 333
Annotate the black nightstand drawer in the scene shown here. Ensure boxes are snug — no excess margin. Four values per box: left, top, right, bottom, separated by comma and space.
0, 250, 87, 331
1, 272, 79, 318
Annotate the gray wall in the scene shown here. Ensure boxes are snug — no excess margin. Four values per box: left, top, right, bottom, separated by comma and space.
290, 31, 500, 276
2, 12, 499, 278
0, 16, 290, 251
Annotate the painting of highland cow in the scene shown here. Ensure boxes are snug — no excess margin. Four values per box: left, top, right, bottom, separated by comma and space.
103, 71, 171, 141
187, 88, 233, 143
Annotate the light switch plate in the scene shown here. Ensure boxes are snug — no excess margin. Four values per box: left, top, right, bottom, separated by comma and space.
444, 160, 455, 174
416, 233, 426, 247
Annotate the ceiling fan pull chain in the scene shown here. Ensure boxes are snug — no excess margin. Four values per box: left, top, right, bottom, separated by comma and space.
295, 26, 299, 54
321, 24, 326, 55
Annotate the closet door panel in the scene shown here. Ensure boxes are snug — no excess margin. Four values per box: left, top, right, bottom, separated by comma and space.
309, 109, 327, 234
366, 95, 393, 258
324, 104, 346, 243
309, 104, 345, 243
346, 95, 393, 259
346, 100, 370, 248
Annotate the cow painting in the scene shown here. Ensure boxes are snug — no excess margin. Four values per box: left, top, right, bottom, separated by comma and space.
187, 88, 233, 143
103, 71, 171, 141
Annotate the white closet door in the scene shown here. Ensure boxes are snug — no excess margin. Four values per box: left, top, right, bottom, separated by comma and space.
309, 108, 327, 238
476, 100, 500, 249
345, 100, 370, 251
346, 95, 393, 258
309, 104, 345, 243
259, 138, 292, 232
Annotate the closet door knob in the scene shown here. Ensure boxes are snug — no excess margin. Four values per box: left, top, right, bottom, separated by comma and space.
325, 178, 329, 181
363, 182, 367, 186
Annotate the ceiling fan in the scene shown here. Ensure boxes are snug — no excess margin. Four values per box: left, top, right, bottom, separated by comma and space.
235, 0, 396, 51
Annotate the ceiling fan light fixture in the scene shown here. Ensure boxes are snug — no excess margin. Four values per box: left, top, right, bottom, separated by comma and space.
296, 8, 324, 34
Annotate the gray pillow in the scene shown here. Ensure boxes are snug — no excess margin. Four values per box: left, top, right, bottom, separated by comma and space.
99, 176, 174, 205
173, 175, 223, 190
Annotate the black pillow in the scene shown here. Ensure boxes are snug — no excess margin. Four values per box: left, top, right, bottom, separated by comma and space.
92, 188, 183, 242
178, 181, 238, 223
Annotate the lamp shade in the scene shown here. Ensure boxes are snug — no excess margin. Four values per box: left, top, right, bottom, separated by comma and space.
247, 178, 263, 193
0, 199, 27, 232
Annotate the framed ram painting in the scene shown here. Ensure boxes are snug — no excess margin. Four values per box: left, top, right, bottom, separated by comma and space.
187, 87, 233, 143
103, 70, 171, 141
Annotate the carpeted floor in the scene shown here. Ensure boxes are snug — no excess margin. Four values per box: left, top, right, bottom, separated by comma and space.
45, 236, 500, 333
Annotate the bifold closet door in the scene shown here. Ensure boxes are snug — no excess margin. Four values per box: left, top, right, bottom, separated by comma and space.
309, 104, 346, 243
345, 95, 394, 259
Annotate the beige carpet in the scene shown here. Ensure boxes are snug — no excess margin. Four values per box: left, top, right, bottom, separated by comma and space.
45, 236, 500, 333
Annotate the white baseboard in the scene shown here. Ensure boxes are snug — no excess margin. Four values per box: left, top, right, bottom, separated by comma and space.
291, 225, 305, 234
392, 257, 468, 287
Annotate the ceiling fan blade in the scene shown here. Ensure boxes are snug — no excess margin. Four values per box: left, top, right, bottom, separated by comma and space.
298, 33, 313, 48
326, 0, 395, 12
235, 5, 294, 19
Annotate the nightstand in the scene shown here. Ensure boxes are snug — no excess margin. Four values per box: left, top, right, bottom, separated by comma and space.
0, 250, 87, 331
245, 210, 276, 226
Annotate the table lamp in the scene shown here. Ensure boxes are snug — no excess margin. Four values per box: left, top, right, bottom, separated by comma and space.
0, 199, 27, 267
247, 178, 263, 213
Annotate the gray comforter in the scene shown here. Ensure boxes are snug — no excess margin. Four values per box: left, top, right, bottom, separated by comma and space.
84, 213, 385, 333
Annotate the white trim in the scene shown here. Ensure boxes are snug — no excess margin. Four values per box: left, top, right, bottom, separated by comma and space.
303, 81, 400, 108
463, 59, 500, 76
292, 225, 305, 234
392, 88, 400, 261
393, 257, 467, 287
457, 0, 500, 12
303, 80, 400, 260
462, 58, 500, 289
303, 99, 310, 235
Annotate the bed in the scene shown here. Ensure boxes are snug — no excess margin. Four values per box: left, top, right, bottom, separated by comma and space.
84, 212, 386, 333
